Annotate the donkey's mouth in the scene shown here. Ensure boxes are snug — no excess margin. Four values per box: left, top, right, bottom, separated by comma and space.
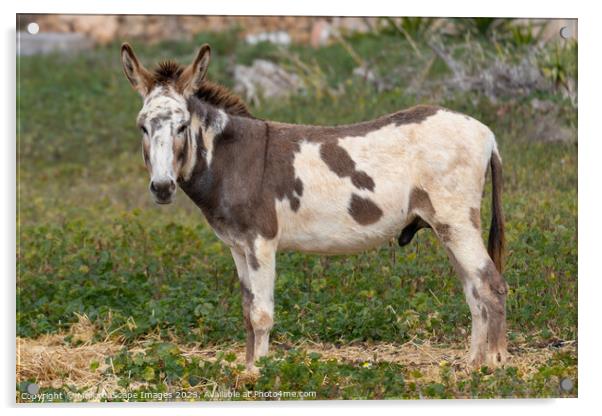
153, 196, 174, 205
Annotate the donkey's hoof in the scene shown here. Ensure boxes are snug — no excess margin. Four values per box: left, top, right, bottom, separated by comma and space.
468, 347, 509, 370
468, 356, 485, 370
467, 349, 486, 370
485, 349, 509, 368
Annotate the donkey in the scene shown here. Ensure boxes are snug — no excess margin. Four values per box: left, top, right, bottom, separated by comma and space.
121, 43, 508, 372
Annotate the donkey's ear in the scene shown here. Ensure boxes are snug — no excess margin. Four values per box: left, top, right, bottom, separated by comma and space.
120, 43, 152, 96
181, 44, 211, 97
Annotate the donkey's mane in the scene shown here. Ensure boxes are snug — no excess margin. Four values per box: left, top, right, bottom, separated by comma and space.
152, 60, 184, 84
195, 80, 253, 118
151, 60, 253, 118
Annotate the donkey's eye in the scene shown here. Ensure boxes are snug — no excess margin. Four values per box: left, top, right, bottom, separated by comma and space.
140, 126, 148, 136
177, 124, 188, 135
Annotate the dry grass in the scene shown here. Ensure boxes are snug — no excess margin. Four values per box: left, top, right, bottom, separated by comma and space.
286, 338, 576, 383
178, 337, 575, 383
17, 314, 576, 399
16, 314, 122, 398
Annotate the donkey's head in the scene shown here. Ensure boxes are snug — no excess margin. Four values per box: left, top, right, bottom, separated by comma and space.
120, 43, 211, 204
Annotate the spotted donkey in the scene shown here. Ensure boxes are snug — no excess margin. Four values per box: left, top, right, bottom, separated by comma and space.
121, 43, 508, 372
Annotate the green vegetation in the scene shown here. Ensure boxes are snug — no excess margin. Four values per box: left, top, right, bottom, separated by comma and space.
17, 23, 577, 400
17, 345, 576, 401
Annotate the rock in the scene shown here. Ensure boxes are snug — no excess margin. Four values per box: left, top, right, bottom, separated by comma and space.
24, 15, 375, 46
530, 98, 556, 112
18, 32, 94, 56
245, 31, 291, 46
352, 65, 395, 92
483, 56, 548, 99
527, 98, 576, 142
430, 42, 551, 100
352, 66, 376, 82
30, 15, 118, 45
527, 112, 576, 143
233, 60, 301, 104
69, 15, 118, 45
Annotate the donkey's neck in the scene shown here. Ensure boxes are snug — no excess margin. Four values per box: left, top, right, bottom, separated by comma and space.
178, 110, 270, 231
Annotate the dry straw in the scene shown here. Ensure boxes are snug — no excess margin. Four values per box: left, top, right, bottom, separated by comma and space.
17, 314, 576, 398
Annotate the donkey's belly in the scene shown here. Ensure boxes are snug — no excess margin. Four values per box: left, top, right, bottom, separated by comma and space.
275, 135, 412, 254
277, 210, 406, 254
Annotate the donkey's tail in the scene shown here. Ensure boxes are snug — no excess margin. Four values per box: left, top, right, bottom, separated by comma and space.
487, 146, 505, 273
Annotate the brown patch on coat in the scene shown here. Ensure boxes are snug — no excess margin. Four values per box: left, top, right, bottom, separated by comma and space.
294, 178, 304, 196
320, 142, 375, 191
171, 129, 191, 173
239, 283, 255, 363
348, 194, 383, 225
409, 187, 436, 218
481, 307, 488, 321
265, 123, 304, 213
470, 207, 481, 230
485, 301, 506, 354
479, 259, 508, 296
471, 286, 480, 300
142, 139, 150, 167
478, 259, 508, 354
240, 284, 255, 304
247, 252, 260, 271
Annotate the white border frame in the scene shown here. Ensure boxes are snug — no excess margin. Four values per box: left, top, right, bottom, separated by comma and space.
3, 1, 598, 415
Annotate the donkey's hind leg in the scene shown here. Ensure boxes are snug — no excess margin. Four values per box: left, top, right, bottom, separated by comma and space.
434, 220, 509, 368
407, 184, 508, 366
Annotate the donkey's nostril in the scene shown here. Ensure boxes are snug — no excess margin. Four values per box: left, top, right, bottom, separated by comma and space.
150, 180, 175, 202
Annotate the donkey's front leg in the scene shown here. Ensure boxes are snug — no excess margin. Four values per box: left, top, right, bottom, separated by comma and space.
230, 248, 255, 370
244, 237, 277, 368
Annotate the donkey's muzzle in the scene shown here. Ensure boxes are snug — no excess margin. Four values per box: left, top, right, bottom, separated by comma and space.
150, 179, 176, 204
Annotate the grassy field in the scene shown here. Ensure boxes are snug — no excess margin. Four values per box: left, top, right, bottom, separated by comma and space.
17, 25, 577, 401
